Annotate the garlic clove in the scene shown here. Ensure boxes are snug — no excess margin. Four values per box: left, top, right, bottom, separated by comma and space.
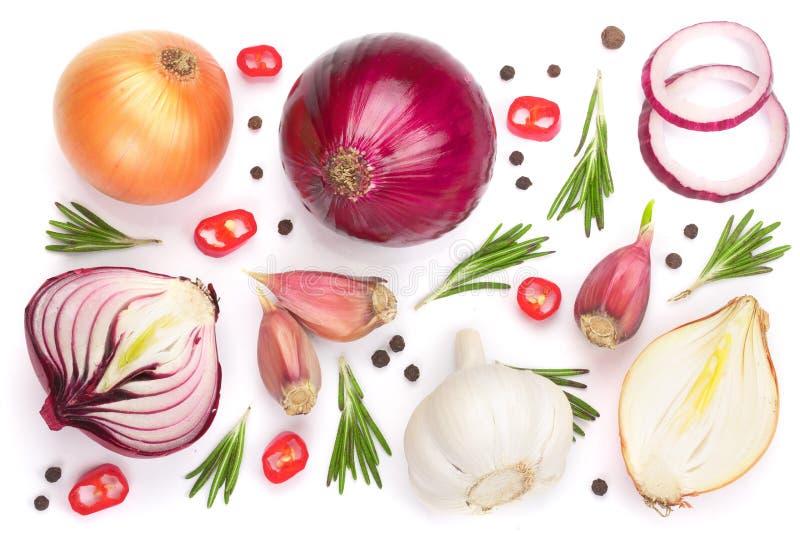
255, 292, 322, 415
619, 296, 778, 515
247, 270, 397, 342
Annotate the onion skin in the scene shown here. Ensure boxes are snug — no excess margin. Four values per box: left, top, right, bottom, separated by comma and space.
54, 31, 233, 205
639, 65, 788, 202
279, 33, 496, 246
25, 267, 221, 457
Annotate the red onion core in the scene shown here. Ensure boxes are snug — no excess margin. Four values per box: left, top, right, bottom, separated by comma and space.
325, 147, 372, 198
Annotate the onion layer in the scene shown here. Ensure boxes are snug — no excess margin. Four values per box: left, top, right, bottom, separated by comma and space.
619, 296, 778, 515
639, 65, 788, 202
279, 33, 496, 246
641, 21, 772, 131
25, 267, 222, 457
54, 31, 233, 205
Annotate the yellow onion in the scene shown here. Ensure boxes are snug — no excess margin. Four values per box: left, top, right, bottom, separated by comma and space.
54, 31, 233, 205
619, 296, 778, 516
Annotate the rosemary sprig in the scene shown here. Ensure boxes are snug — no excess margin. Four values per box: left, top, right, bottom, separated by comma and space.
186, 407, 250, 508
327, 357, 391, 494
507, 366, 599, 438
547, 70, 614, 237
670, 209, 790, 301
46, 201, 161, 252
415, 223, 553, 309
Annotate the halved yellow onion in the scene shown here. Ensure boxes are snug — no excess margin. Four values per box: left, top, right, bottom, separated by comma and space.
619, 295, 778, 516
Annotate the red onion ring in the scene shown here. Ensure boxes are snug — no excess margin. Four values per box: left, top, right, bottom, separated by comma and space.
642, 21, 773, 131
25, 267, 221, 457
639, 65, 788, 202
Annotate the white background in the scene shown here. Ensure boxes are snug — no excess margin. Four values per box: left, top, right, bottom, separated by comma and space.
2, 0, 797, 532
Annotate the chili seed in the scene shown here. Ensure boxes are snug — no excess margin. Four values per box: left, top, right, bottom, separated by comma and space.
34, 495, 49, 511
591, 478, 608, 496
404, 364, 420, 382
499, 65, 515, 81
601, 26, 625, 49
247, 115, 263, 130
371, 350, 390, 368
684, 223, 699, 239
666, 253, 683, 269
389, 335, 405, 353
277, 219, 293, 236
250, 166, 264, 179
509, 151, 524, 166
547, 64, 561, 78
515, 176, 532, 190
44, 466, 61, 483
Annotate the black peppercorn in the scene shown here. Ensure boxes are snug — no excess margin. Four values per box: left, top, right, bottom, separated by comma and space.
547, 64, 561, 78
684, 223, 699, 239
44, 467, 61, 483
277, 219, 293, 236
515, 176, 532, 190
601, 26, 625, 49
371, 350, 390, 368
389, 335, 405, 352
499, 65, 515, 81
509, 151, 524, 166
247, 115, 263, 130
34, 495, 49, 511
404, 364, 420, 382
666, 253, 683, 269
250, 166, 264, 179
591, 478, 608, 496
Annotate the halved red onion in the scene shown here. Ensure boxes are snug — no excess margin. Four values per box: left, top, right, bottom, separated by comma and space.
25, 267, 222, 457
642, 21, 773, 131
639, 65, 788, 202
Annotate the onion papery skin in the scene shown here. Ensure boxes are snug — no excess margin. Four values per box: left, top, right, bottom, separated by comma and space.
54, 31, 233, 205
279, 33, 496, 246
25, 267, 222, 457
619, 296, 778, 513
641, 21, 773, 131
639, 65, 788, 202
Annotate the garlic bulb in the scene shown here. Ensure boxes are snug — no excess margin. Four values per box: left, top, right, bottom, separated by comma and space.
619, 296, 778, 516
404, 329, 573, 513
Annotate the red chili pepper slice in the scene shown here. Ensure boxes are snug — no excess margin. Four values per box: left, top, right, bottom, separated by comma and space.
262, 431, 308, 484
517, 277, 562, 320
68, 463, 129, 516
237, 45, 282, 77
194, 209, 257, 258
507, 96, 561, 141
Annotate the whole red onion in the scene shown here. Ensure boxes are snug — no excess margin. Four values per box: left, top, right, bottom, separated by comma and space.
279, 33, 496, 246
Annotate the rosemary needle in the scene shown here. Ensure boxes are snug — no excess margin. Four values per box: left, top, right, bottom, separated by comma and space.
670, 209, 790, 301
415, 223, 553, 309
327, 357, 391, 494
186, 407, 250, 508
46, 201, 161, 252
506, 366, 599, 438
547, 70, 614, 237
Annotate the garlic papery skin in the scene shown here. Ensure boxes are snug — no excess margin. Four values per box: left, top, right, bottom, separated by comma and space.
255, 292, 322, 415
619, 296, 778, 516
404, 329, 573, 514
